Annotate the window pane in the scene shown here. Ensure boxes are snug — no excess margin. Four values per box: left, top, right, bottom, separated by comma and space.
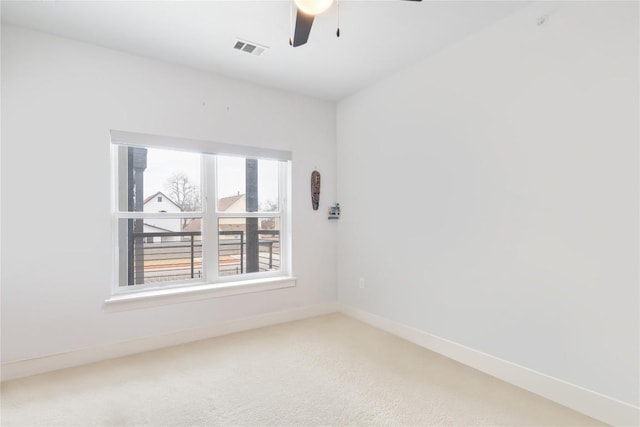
117, 217, 203, 286
216, 156, 279, 213
218, 217, 280, 277
117, 146, 201, 212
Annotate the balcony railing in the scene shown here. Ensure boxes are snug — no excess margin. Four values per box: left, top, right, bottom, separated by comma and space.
129, 230, 280, 285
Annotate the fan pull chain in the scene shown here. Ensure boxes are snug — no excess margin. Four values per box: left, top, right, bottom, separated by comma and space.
336, 0, 341, 38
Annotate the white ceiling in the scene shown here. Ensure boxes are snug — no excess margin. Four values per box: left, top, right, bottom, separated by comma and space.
1, 1, 529, 101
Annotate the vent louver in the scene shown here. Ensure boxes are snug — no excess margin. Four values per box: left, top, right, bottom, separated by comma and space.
233, 39, 268, 57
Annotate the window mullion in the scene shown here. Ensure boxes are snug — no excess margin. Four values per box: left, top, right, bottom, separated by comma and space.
203, 155, 219, 281
279, 161, 290, 276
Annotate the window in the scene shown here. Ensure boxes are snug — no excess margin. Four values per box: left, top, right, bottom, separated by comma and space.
111, 131, 291, 296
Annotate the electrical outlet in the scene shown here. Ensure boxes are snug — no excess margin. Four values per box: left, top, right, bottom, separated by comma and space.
358, 277, 365, 289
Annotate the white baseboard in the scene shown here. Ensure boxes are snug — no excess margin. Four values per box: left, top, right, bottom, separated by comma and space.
3, 301, 637, 426
339, 304, 639, 427
1, 302, 339, 382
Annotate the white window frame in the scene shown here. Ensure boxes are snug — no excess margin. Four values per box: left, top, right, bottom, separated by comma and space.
106, 130, 294, 311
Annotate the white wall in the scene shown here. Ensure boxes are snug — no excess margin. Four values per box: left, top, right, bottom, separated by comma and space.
1, 26, 337, 363
2, 1, 638, 414
337, 1, 638, 407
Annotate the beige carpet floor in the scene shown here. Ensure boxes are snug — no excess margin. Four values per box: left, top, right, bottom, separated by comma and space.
1, 313, 603, 426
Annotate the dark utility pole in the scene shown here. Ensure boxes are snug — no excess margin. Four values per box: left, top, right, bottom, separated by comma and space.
127, 147, 147, 285
245, 159, 259, 273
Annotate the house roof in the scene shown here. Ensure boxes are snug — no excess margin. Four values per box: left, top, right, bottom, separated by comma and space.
143, 191, 182, 210
218, 193, 244, 211
143, 223, 173, 233
182, 218, 201, 233
182, 194, 245, 232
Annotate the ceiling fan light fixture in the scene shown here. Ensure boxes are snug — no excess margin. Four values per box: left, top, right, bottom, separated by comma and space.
294, 0, 333, 16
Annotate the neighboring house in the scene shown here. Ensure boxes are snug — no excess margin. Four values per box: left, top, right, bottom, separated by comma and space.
182, 193, 247, 239
218, 193, 277, 235
143, 191, 182, 234
218, 193, 245, 213
182, 217, 202, 241
183, 193, 274, 237
142, 223, 175, 243
219, 193, 246, 235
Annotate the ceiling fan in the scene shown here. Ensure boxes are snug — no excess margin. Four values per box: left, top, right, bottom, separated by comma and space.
290, 0, 422, 47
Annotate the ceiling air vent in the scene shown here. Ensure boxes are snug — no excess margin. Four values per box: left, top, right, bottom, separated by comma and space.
233, 39, 269, 57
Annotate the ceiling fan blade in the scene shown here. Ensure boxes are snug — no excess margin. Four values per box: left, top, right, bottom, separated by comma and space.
292, 9, 314, 47
290, 0, 418, 47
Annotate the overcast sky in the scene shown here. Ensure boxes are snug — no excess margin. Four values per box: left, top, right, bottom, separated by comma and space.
144, 148, 279, 208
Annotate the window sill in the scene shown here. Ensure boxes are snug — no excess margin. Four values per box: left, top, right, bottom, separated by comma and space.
104, 277, 296, 313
